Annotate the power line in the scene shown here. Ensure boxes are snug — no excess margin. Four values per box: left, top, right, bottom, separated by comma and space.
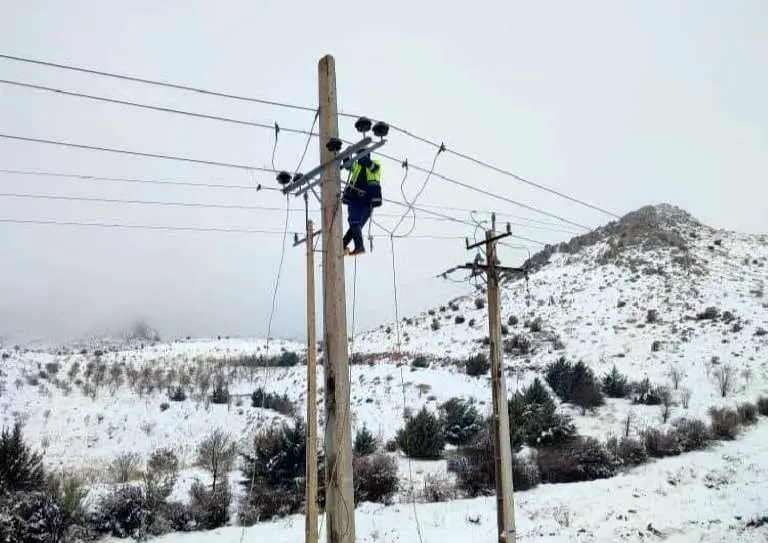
0, 52, 616, 223
386, 122, 620, 219
0, 191, 575, 234
0, 216, 514, 242
0, 53, 318, 114
0, 133, 281, 173
0, 168, 280, 191
374, 149, 591, 230
0, 217, 295, 234
0, 168, 582, 233
0, 79, 319, 137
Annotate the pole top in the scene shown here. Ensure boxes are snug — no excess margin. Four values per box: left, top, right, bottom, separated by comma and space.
318, 54, 335, 68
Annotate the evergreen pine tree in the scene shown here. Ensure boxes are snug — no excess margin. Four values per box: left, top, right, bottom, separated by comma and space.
0, 421, 45, 492
396, 407, 445, 459
439, 397, 482, 446
601, 365, 630, 398
353, 425, 378, 456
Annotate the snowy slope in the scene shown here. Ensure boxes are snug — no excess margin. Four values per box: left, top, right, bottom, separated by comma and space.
1, 203, 767, 542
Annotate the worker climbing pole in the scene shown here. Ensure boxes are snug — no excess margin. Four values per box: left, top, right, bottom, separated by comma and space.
276, 54, 390, 543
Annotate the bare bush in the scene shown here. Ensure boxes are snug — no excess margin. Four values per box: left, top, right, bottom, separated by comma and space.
670, 418, 711, 452
641, 428, 681, 458
144, 448, 180, 510
737, 402, 758, 425
537, 437, 615, 483
109, 452, 141, 483
353, 453, 399, 505
421, 472, 456, 502
667, 365, 685, 389
606, 435, 648, 467
709, 407, 741, 440
681, 387, 692, 409
713, 365, 735, 397
197, 429, 236, 492
660, 387, 674, 424
757, 396, 768, 416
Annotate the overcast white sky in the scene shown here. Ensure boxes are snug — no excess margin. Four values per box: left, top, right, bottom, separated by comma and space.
0, 1, 766, 343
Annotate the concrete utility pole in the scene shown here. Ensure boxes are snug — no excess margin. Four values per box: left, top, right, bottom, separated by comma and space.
446, 220, 527, 543
304, 218, 318, 543
318, 54, 356, 543
485, 229, 516, 543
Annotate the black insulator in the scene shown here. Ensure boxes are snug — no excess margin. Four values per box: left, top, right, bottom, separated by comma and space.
372, 121, 389, 138
354, 116, 373, 133
326, 137, 343, 152
276, 171, 292, 185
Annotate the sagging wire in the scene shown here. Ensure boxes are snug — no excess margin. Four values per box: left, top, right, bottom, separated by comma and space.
239, 109, 318, 543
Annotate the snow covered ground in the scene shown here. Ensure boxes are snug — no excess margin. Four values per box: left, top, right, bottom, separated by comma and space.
109, 421, 768, 542
2, 204, 767, 541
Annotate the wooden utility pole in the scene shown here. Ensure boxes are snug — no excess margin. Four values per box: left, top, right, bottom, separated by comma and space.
445, 221, 525, 543
304, 219, 318, 543
485, 229, 516, 543
318, 54, 356, 543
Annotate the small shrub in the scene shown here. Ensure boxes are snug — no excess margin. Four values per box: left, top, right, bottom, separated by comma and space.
709, 407, 741, 440
278, 351, 300, 367
396, 407, 445, 459
545, 358, 604, 411
512, 455, 542, 491
528, 317, 543, 333
537, 437, 615, 483
454, 315, 466, 325
465, 353, 490, 377
210, 376, 230, 404
507, 315, 519, 326
189, 477, 231, 529
0, 421, 45, 492
384, 438, 398, 452
251, 387, 295, 416
757, 396, 768, 416
503, 334, 532, 355
601, 365, 630, 398
737, 402, 758, 425
422, 472, 456, 502
606, 435, 648, 467
696, 306, 719, 320
110, 452, 141, 483
353, 453, 399, 505
430, 319, 440, 331
474, 297, 485, 310
0, 491, 71, 543
144, 448, 180, 510
439, 397, 482, 446
160, 402, 170, 412
641, 428, 681, 458
411, 355, 429, 369
354, 425, 378, 456
671, 418, 711, 452
452, 428, 540, 496
630, 377, 666, 405
45, 471, 88, 525
169, 386, 187, 402
91, 484, 151, 538
646, 309, 659, 323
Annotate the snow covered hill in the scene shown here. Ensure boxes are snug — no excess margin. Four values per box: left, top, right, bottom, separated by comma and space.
1, 203, 767, 542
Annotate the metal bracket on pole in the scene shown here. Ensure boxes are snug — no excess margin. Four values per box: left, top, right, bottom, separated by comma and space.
293, 229, 323, 247
282, 137, 387, 197
465, 223, 512, 251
